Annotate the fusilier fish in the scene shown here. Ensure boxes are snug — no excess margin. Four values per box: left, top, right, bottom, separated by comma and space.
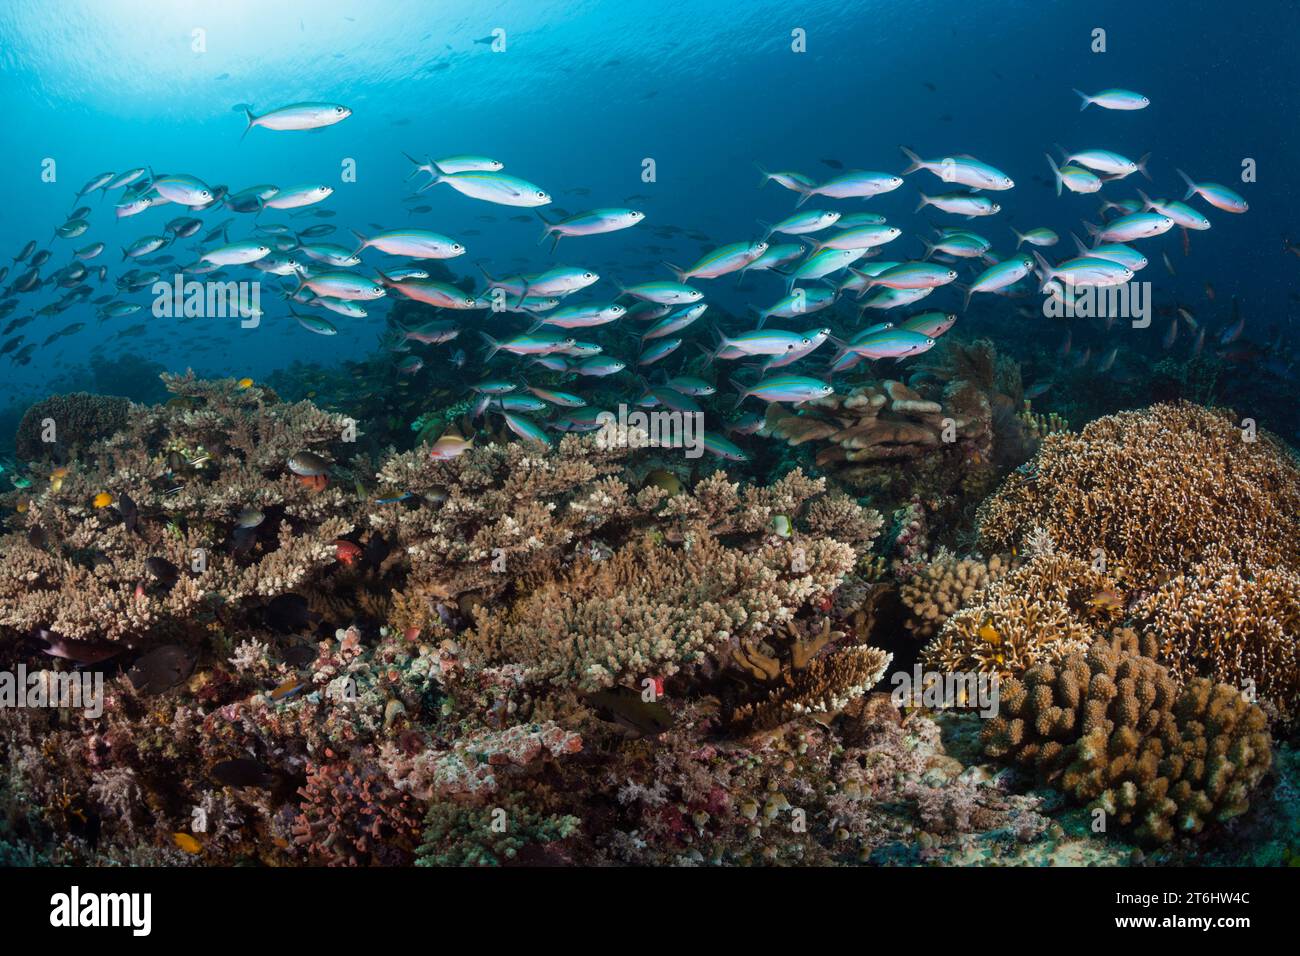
1073, 88, 1149, 111
900, 147, 1015, 190
1176, 169, 1248, 213
241, 102, 351, 138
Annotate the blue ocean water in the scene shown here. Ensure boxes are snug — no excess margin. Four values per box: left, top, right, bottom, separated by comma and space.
0, 0, 1296, 435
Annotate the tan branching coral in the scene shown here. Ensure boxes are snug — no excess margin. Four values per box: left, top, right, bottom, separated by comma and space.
982, 637, 1272, 844
1132, 557, 1300, 725
730, 635, 891, 732
0, 373, 362, 645
467, 531, 855, 691
16, 392, 131, 462
978, 403, 1300, 582
973, 402, 1300, 724
901, 550, 1012, 639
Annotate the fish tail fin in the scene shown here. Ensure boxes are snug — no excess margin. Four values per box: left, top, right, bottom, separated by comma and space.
662, 261, 686, 284
957, 283, 973, 311
120, 247, 129, 262
899, 145, 924, 175
1176, 168, 1197, 201
240, 107, 256, 142
914, 192, 930, 213
728, 376, 749, 410
1135, 188, 1154, 211
479, 330, 502, 363
534, 210, 560, 250
401, 152, 423, 180
794, 189, 812, 208
349, 228, 368, 258
756, 220, 774, 242
1070, 232, 1089, 257
1137, 152, 1152, 182
1010, 226, 1025, 248
1032, 251, 1054, 292
1072, 89, 1092, 111
1045, 154, 1062, 196
919, 236, 937, 260
1082, 220, 1101, 242
754, 162, 772, 188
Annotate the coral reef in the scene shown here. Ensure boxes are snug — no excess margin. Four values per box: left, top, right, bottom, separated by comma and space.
0, 380, 1287, 867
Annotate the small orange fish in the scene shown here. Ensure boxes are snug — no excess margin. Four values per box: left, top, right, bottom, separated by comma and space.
335, 539, 363, 566
237, 377, 254, 389
297, 473, 329, 492
270, 678, 309, 702
92, 492, 113, 508
173, 832, 202, 854
977, 622, 1001, 646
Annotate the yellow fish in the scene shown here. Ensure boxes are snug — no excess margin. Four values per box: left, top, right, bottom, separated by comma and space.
1089, 588, 1124, 612
15, 499, 28, 514
237, 377, 254, 389
172, 832, 202, 854
977, 622, 1001, 646
92, 492, 114, 508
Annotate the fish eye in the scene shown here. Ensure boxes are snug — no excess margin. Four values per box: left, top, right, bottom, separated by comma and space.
335, 106, 345, 113
536, 191, 546, 198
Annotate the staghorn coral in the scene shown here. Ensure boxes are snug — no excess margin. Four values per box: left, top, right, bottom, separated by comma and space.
982, 636, 1272, 844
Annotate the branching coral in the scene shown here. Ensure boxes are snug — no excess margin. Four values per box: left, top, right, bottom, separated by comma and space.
16, 392, 130, 462
977, 402, 1300, 580
468, 532, 855, 691
973, 402, 1300, 724
0, 372, 363, 646
900, 550, 1012, 639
